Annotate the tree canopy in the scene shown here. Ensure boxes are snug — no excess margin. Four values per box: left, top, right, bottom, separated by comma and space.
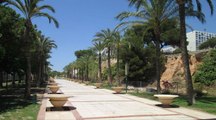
199, 37, 216, 50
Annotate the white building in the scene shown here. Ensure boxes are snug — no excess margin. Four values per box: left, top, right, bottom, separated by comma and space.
187, 30, 216, 51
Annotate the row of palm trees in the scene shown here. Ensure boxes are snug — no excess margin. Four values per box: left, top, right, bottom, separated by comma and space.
1, 0, 59, 98
64, 0, 214, 105
93, 29, 121, 85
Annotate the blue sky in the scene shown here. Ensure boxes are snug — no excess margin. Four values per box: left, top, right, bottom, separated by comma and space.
31, 0, 216, 72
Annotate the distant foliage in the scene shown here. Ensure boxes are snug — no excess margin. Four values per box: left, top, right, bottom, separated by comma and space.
199, 37, 216, 50
75, 49, 95, 59
194, 49, 216, 86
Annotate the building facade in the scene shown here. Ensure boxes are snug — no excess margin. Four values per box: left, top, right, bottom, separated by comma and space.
187, 30, 216, 51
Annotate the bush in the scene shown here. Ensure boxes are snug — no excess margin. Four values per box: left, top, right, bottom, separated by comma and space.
194, 49, 216, 86
173, 48, 181, 54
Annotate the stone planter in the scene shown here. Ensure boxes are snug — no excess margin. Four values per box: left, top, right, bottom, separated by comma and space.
154, 94, 179, 106
95, 83, 102, 88
49, 78, 55, 83
84, 81, 90, 85
48, 85, 60, 93
47, 94, 70, 107
112, 87, 124, 94
48, 82, 58, 86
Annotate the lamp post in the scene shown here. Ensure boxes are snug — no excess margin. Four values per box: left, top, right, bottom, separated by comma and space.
125, 62, 129, 93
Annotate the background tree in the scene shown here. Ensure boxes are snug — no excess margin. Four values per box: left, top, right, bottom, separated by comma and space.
194, 49, 216, 86
33, 33, 57, 86
94, 29, 116, 85
92, 41, 104, 83
74, 49, 95, 81
116, 0, 178, 93
199, 37, 216, 50
120, 26, 158, 85
0, 5, 25, 88
6, 0, 59, 98
113, 31, 121, 86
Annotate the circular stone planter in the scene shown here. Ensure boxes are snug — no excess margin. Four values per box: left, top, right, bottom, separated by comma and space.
84, 81, 90, 85
112, 87, 124, 94
95, 83, 102, 88
49, 77, 55, 83
154, 94, 179, 106
48, 82, 58, 86
47, 94, 70, 107
48, 85, 60, 93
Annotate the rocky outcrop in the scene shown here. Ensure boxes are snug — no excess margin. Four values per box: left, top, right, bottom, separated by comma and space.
160, 52, 205, 84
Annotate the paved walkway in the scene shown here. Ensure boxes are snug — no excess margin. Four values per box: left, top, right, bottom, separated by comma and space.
37, 79, 216, 120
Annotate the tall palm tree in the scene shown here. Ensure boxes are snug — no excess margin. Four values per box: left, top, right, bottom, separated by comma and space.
6, 0, 59, 98
94, 29, 116, 85
92, 41, 104, 83
116, 0, 178, 93
176, 0, 214, 105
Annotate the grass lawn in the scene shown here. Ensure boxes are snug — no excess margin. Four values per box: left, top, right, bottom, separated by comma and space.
174, 96, 216, 115
130, 92, 216, 115
0, 103, 39, 120
0, 86, 44, 120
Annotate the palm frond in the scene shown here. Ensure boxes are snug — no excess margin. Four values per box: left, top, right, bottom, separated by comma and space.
34, 12, 59, 28
206, 0, 214, 15
6, 0, 28, 18
38, 5, 55, 13
186, 8, 206, 23
195, 0, 202, 13
115, 21, 145, 32
116, 11, 142, 21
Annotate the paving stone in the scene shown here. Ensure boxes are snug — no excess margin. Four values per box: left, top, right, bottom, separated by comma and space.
38, 79, 216, 120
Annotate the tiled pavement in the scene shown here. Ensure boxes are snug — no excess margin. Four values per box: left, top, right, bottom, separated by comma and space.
37, 79, 216, 120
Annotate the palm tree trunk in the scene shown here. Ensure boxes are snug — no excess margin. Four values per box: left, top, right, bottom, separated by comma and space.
41, 59, 46, 85
178, 0, 194, 105
24, 20, 32, 98
77, 68, 79, 79
107, 47, 112, 85
25, 55, 31, 98
81, 69, 84, 81
37, 59, 42, 87
12, 72, 15, 87
86, 63, 89, 81
155, 40, 161, 93
98, 52, 102, 83
117, 44, 120, 86
154, 25, 162, 94
44, 62, 48, 83
0, 71, 3, 88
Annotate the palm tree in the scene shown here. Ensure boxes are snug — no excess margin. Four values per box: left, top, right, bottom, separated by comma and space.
6, 0, 59, 98
92, 41, 104, 83
176, 0, 214, 105
94, 29, 116, 85
116, 0, 178, 93
113, 31, 121, 86
36, 34, 57, 86
76, 57, 86, 81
